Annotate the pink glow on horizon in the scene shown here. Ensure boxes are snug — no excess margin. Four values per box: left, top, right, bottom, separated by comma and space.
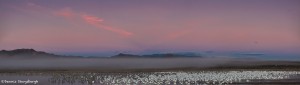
165, 30, 191, 40
1, 1, 300, 55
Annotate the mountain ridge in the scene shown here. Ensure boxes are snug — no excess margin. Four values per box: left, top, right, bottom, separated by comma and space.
0, 49, 203, 58
112, 53, 202, 58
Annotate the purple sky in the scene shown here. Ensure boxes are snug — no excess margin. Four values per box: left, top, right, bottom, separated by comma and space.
0, 0, 300, 57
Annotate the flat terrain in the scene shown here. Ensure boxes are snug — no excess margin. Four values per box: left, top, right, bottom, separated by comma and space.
1, 57, 300, 72
1, 57, 300, 84
1, 70, 300, 85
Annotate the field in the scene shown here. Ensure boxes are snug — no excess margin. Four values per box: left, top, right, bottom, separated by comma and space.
1, 57, 300, 84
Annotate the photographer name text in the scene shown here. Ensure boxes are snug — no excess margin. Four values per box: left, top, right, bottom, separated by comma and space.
1, 79, 38, 84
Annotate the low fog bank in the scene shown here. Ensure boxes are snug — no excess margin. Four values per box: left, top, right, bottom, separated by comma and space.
0, 56, 299, 71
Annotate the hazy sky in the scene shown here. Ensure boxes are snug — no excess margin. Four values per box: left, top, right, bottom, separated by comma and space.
0, 0, 300, 57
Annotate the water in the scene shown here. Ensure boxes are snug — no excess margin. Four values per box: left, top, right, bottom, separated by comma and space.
1, 71, 300, 85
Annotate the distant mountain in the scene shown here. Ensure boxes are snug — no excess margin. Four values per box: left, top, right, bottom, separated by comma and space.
0, 49, 53, 56
111, 53, 141, 58
0, 49, 202, 58
112, 53, 202, 58
0, 49, 64, 58
239, 53, 265, 56
142, 53, 201, 58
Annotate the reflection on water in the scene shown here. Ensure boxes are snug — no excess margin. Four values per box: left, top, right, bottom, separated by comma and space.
1, 71, 300, 85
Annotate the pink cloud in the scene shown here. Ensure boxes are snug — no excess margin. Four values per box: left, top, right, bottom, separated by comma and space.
82, 14, 104, 24
12, 2, 133, 37
81, 14, 133, 36
54, 7, 75, 19
52, 7, 133, 36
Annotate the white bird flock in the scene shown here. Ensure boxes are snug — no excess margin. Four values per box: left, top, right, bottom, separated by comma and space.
75, 71, 300, 84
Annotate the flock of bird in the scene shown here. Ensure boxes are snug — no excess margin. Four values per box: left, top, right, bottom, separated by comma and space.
48, 71, 300, 84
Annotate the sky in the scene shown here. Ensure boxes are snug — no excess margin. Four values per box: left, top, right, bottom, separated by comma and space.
0, 0, 300, 58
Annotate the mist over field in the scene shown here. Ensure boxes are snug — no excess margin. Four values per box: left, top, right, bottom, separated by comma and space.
0, 49, 299, 72
1, 55, 299, 72
0, 57, 232, 70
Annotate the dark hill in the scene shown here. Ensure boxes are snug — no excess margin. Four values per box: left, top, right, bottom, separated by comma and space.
111, 53, 141, 58
0, 49, 61, 58
111, 53, 202, 58
142, 53, 202, 58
